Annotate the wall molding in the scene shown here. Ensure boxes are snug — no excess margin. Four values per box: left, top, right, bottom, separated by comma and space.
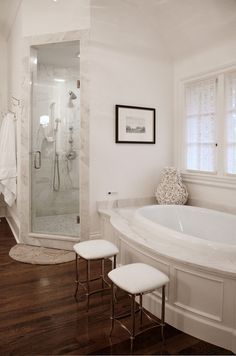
183, 172, 236, 190
173, 267, 224, 322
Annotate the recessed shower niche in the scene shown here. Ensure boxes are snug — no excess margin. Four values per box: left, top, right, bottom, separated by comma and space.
30, 41, 80, 237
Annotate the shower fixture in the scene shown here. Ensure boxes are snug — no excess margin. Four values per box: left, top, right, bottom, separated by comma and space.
53, 115, 61, 192
66, 126, 77, 161
69, 91, 77, 100
54, 118, 61, 132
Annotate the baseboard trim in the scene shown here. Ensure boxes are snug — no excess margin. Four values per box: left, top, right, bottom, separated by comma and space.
6, 217, 20, 243
29, 233, 80, 243
0, 206, 6, 218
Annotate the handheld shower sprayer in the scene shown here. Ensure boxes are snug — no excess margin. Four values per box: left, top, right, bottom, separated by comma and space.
54, 118, 61, 131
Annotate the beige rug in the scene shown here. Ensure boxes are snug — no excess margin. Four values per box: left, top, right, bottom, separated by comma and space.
9, 244, 75, 265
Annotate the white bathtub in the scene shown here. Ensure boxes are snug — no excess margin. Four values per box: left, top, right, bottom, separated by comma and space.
131, 205, 236, 269
99, 204, 236, 354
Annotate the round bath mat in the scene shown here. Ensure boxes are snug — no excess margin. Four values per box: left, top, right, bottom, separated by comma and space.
9, 244, 75, 265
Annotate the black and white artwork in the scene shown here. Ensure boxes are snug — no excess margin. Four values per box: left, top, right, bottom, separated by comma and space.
116, 105, 156, 143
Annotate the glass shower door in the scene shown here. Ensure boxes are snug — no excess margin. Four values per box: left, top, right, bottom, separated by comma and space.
30, 41, 80, 237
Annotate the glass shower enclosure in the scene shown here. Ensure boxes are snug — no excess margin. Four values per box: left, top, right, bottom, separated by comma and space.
30, 41, 80, 237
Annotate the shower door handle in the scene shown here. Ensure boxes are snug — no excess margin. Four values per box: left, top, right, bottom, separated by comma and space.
34, 151, 41, 169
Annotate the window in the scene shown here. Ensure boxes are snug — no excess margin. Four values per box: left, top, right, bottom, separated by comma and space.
185, 78, 217, 172
183, 69, 236, 177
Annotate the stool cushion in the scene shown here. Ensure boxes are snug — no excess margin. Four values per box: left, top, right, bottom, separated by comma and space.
108, 263, 169, 294
73, 239, 119, 260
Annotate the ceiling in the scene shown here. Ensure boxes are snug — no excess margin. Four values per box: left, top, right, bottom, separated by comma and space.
117, 0, 236, 60
0, 0, 22, 39
146, 0, 236, 60
1, 0, 236, 60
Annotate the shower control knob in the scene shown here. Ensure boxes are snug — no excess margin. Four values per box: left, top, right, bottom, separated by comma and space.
66, 151, 77, 160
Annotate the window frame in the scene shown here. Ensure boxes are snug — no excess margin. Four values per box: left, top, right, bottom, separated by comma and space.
178, 65, 236, 187
184, 76, 218, 174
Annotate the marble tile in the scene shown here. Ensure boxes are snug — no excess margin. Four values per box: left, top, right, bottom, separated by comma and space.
188, 198, 236, 215
97, 196, 156, 210
34, 213, 80, 237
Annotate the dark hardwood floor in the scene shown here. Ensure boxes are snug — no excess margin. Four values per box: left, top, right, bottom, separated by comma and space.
0, 218, 233, 355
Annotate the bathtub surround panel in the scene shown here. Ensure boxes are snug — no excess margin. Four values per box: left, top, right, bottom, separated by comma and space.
20, 30, 89, 248
174, 268, 224, 321
99, 206, 236, 354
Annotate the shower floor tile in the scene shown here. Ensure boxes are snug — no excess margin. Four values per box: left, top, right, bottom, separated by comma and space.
34, 213, 80, 237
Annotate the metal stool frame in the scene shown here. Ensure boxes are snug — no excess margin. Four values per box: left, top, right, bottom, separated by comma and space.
74, 253, 117, 311
110, 282, 166, 352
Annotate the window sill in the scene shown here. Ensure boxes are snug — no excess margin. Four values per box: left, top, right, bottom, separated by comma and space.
182, 172, 236, 190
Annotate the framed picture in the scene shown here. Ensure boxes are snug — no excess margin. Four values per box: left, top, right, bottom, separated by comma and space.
115, 105, 156, 144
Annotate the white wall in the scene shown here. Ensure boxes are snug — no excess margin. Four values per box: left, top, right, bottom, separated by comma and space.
7, 5, 23, 226
174, 38, 236, 212
89, 0, 173, 234
0, 36, 7, 215
0, 35, 7, 119
7, 0, 173, 237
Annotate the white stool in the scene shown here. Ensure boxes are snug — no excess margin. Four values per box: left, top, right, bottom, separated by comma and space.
73, 239, 119, 311
108, 263, 169, 351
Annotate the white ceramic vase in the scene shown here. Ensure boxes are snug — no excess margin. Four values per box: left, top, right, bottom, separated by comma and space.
155, 167, 188, 205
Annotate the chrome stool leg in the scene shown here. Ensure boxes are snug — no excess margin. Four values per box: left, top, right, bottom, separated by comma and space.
101, 259, 105, 289
140, 294, 143, 325
110, 282, 115, 336
74, 253, 79, 299
161, 285, 166, 342
86, 260, 91, 312
130, 294, 136, 353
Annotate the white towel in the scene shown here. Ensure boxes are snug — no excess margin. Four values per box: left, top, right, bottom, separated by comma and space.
0, 113, 17, 206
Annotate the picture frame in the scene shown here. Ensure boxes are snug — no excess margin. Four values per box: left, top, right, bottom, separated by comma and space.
115, 105, 156, 144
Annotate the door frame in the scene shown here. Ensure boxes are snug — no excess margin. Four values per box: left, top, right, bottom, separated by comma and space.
19, 30, 90, 248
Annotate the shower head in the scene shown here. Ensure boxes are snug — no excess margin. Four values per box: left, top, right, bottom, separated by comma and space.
69, 91, 77, 100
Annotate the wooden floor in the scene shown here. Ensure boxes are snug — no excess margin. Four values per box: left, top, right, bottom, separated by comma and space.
0, 218, 233, 355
